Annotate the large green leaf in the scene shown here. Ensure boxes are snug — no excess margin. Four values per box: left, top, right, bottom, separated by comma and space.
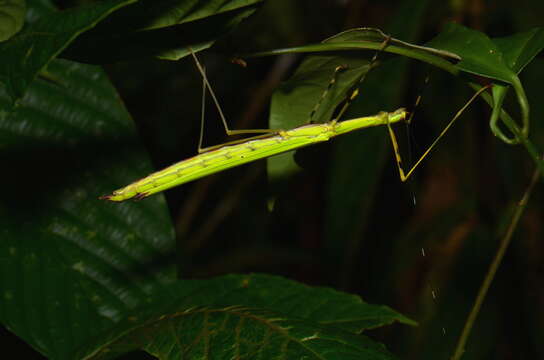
268, 27, 453, 130
0, 0, 136, 102
266, 25, 459, 179
249, 27, 460, 71
0, 11, 411, 360
267, 46, 375, 179
426, 22, 531, 143
0, 58, 175, 359
0, 0, 25, 41
488, 28, 544, 144
89, 311, 395, 360
204, 274, 416, 332
0, 0, 264, 102
75, 274, 411, 359
0, 7, 412, 358
426, 22, 515, 83
494, 27, 544, 74
62, 0, 265, 62
25, 0, 55, 21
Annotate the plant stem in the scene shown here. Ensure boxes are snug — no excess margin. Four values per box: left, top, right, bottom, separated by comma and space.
470, 83, 544, 179
450, 159, 541, 360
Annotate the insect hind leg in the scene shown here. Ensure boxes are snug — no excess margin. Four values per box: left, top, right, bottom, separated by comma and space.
309, 35, 392, 125
309, 64, 350, 124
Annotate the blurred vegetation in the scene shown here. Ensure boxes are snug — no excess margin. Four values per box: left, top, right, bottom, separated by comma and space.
1, 0, 543, 359
106, 2, 543, 357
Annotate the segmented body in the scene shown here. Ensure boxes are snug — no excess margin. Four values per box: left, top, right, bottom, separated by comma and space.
101, 109, 406, 201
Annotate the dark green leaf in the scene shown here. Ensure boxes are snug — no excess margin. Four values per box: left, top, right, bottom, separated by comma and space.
488, 27, 544, 144
493, 27, 544, 74
426, 22, 516, 83
76, 274, 409, 359
0, 0, 136, 102
427, 23, 532, 143
270, 55, 370, 129
249, 27, 460, 74
25, 0, 56, 20
0, 0, 26, 41
99, 311, 396, 360
319, 27, 460, 62
265, 24, 461, 180
268, 56, 374, 178
267, 30, 390, 179
209, 274, 416, 332
0, 59, 175, 360
62, 0, 265, 63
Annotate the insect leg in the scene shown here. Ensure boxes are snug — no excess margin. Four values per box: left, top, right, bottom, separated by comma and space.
386, 85, 491, 182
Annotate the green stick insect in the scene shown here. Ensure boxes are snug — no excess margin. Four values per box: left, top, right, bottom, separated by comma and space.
101, 42, 486, 202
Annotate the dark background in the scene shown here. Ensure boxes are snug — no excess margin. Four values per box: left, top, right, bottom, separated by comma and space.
6, 0, 544, 359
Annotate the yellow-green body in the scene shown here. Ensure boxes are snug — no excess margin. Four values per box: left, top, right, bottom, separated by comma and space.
101, 109, 407, 201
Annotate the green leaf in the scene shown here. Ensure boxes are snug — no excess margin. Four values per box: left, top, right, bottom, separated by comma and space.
493, 27, 544, 74
62, 0, 265, 63
0, 58, 175, 360
75, 274, 409, 359
266, 28, 402, 179
0, 0, 26, 41
0, 0, 136, 102
250, 27, 460, 74
210, 274, 417, 332
25, 0, 56, 20
426, 22, 516, 83
488, 28, 544, 144
267, 51, 375, 179
0, 56, 409, 358
427, 23, 530, 143
265, 26, 462, 180
94, 310, 397, 360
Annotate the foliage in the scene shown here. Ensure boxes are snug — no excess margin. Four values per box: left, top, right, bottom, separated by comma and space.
1, 0, 543, 359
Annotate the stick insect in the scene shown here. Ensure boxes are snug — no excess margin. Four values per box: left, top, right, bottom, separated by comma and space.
101, 43, 487, 202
